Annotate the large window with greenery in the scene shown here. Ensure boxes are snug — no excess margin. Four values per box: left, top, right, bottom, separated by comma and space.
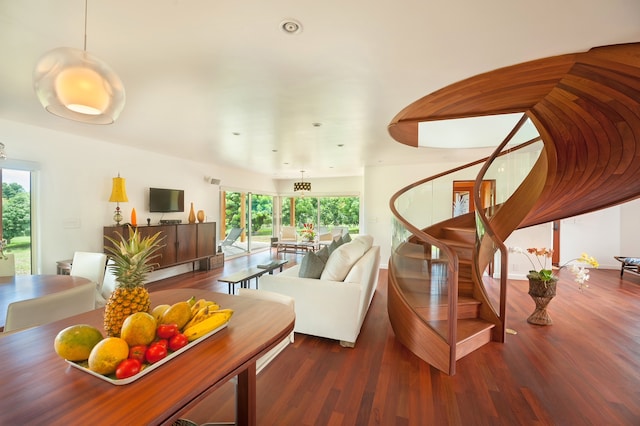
222, 191, 274, 254
281, 195, 360, 234
2, 169, 31, 274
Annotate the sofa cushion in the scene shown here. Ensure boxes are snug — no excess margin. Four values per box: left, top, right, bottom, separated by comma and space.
298, 251, 326, 279
316, 245, 330, 264
352, 235, 373, 251
328, 238, 343, 255
342, 233, 352, 244
321, 239, 367, 281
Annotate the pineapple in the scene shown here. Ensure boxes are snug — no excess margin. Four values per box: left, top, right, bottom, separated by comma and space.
103, 226, 164, 337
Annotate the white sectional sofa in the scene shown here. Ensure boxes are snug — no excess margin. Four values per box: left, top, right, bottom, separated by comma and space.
259, 235, 380, 347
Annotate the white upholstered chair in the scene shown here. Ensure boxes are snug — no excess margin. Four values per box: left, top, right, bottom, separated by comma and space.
238, 288, 295, 374
70, 251, 108, 307
280, 226, 297, 242
0, 253, 16, 276
96, 259, 118, 308
4, 282, 96, 332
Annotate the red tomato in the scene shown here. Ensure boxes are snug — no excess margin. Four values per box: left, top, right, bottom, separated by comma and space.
115, 358, 141, 379
153, 339, 169, 349
168, 333, 189, 351
128, 345, 147, 363
145, 343, 168, 364
156, 323, 178, 339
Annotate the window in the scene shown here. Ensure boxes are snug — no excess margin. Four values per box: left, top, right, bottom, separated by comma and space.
2, 169, 32, 274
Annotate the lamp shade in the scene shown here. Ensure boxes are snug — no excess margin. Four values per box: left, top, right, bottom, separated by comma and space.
109, 176, 128, 203
294, 181, 311, 192
33, 47, 125, 124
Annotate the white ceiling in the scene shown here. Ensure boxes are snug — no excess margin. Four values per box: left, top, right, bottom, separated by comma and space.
1, 0, 639, 179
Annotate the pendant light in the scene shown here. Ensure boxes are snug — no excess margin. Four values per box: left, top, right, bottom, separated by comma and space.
33, 0, 125, 124
294, 170, 311, 195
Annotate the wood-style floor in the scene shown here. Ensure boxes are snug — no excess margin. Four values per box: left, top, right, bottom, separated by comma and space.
149, 249, 640, 425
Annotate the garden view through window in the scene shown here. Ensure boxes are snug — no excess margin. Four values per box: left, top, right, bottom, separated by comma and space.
2, 169, 31, 274
221, 192, 359, 254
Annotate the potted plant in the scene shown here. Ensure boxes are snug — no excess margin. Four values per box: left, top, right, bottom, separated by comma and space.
508, 247, 598, 325
300, 223, 316, 242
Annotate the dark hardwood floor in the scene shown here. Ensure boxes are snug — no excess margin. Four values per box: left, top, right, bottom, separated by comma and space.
149, 249, 640, 425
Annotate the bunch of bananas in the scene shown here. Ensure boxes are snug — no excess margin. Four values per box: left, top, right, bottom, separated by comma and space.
182, 298, 234, 341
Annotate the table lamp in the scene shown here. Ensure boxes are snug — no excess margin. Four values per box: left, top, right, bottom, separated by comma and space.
109, 174, 128, 225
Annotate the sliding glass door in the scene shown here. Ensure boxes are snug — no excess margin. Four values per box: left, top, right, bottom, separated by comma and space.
2, 169, 32, 274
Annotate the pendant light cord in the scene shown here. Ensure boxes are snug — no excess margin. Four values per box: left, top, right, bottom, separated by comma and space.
83, 0, 88, 51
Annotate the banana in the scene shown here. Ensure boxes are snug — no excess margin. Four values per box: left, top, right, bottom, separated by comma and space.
190, 299, 218, 316
183, 309, 234, 341
184, 303, 222, 330
186, 296, 197, 307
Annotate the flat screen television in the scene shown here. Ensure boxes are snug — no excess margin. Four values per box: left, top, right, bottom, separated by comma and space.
149, 187, 184, 213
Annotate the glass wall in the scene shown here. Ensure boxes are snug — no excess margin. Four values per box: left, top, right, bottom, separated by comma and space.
280, 195, 359, 235
221, 191, 274, 255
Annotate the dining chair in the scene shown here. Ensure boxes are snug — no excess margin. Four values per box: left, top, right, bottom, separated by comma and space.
70, 251, 108, 307
96, 259, 118, 308
0, 253, 16, 276
237, 288, 294, 374
3, 281, 96, 332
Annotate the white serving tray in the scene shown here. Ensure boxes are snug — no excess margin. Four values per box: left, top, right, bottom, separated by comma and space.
66, 322, 228, 385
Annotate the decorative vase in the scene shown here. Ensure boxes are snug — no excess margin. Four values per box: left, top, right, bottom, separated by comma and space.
188, 202, 196, 224
526, 276, 558, 325
197, 210, 205, 223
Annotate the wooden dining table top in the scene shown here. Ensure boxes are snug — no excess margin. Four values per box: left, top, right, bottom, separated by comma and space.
0, 288, 295, 425
0, 274, 92, 330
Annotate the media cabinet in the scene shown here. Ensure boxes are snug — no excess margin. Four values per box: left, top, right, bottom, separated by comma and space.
103, 222, 217, 271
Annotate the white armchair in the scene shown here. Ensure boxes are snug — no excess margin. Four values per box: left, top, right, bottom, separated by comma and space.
280, 226, 297, 242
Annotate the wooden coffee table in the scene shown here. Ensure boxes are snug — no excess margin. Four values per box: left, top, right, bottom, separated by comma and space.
218, 259, 288, 294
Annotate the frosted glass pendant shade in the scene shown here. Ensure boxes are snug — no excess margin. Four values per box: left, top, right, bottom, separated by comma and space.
33, 47, 125, 124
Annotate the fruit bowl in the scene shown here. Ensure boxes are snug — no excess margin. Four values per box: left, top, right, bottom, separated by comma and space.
66, 322, 228, 385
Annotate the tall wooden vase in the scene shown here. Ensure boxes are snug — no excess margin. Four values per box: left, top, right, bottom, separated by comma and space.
526, 276, 558, 325
188, 202, 196, 224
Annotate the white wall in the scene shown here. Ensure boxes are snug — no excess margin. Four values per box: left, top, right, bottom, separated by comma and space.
1, 119, 276, 276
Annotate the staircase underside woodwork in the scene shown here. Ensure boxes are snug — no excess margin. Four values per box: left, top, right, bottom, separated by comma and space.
386, 43, 640, 374
389, 42, 640, 226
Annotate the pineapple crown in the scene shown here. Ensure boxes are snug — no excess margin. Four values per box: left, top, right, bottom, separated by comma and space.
104, 226, 165, 289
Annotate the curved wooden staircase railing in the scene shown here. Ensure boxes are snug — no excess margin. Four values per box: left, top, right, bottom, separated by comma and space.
387, 42, 640, 375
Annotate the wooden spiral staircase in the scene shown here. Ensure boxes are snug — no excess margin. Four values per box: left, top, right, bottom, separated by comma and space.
386, 43, 640, 375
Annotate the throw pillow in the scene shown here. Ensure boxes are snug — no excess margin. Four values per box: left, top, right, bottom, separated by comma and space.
298, 251, 326, 279
321, 239, 367, 281
328, 238, 341, 255
342, 233, 352, 244
317, 246, 330, 264
352, 235, 373, 251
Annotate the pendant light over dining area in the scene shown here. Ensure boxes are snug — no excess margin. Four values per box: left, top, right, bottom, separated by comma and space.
33, 0, 125, 124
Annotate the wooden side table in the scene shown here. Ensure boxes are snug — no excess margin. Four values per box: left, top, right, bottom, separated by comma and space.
56, 259, 73, 275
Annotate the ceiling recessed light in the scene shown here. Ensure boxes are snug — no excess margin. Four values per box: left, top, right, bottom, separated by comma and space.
312, 122, 322, 127
232, 132, 240, 136
272, 149, 278, 152
281, 19, 302, 35
337, 144, 344, 147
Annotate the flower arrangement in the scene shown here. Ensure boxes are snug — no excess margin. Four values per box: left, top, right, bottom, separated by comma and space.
508, 247, 599, 290
300, 223, 316, 241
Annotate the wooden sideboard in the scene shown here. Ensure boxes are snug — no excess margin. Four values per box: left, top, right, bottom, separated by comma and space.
103, 222, 217, 270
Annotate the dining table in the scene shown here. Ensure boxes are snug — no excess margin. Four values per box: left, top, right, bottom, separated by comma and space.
0, 274, 92, 330
0, 288, 295, 425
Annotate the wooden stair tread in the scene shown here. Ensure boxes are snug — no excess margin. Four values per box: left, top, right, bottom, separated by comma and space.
430, 318, 495, 343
